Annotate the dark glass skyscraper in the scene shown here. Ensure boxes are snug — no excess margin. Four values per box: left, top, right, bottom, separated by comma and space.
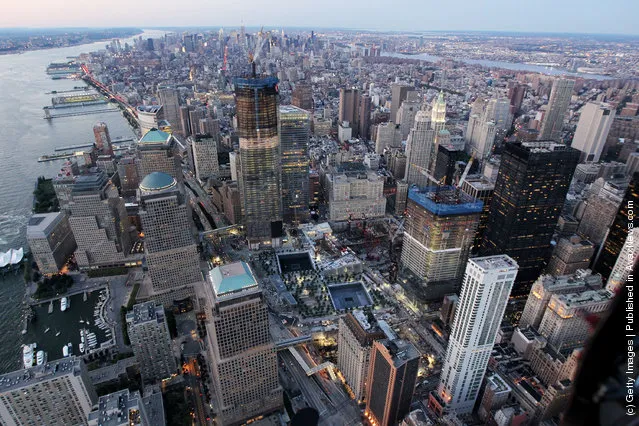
594, 172, 639, 280
479, 141, 580, 294
234, 76, 283, 249
279, 105, 311, 224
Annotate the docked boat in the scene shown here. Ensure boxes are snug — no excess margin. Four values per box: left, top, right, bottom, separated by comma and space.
36, 350, 45, 365
67, 342, 73, 356
61, 297, 68, 312
44, 327, 50, 334
22, 344, 35, 369
55, 330, 61, 337
62, 345, 69, 357
79, 343, 85, 354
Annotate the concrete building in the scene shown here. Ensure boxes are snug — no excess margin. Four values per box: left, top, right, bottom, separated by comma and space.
460, 174, 495, 254
364, 339, 420, 426
67, 171, 132, 270
338, 121, 353, 143
138, 172, 201, 297
137, 129, 183, 183
431, 91, 447, 134
538, 288, 613, 351
137, 105, 166, 136
279, 105, 311, 223
0, 357, 97, 426
390, 83, 415, 124
401, 186, 482, 298
478, 374, 512, 422
190, 134, 220, 181
397, 94, 420, 139
359, 94, 372, 140
337, 311, 385, 403
571, 102, 616, 163
235, 76, 283, 249
157, 86, 182, 135
126, 301, 177, 384
93, 122, 113, 155
577, 178, 625, 245
539, 78, 575, 141
26, 212, 76, 274
519, 269, 602, 330
528, 344, 581, 387
326, 168, 386, 221
607, 228, 639, 293
375, 122, 402, 154
88, 389, 165, 426
546, 235, 595, 276
433, 255, 518, 415
339, 88, 361, 137
404, 111, 436, 187
116, 155, 140, 198
291, 81, 313, 111
204, 262, 282, 426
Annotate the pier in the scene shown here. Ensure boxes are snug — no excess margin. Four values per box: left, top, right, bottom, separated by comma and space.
43, 107, 120, 120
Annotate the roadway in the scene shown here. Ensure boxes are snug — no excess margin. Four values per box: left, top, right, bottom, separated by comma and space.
183, 358, 211, 426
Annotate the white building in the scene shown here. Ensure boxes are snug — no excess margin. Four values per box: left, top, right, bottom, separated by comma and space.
190, 134, 220, 181
607, 228, 639, 293
326, 169, 385, 221
437, 255, 518, 414
571, 102, 616, 163
404, 111, 436, 186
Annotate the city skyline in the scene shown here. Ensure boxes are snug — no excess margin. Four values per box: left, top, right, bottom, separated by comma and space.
2, 0, 639, 36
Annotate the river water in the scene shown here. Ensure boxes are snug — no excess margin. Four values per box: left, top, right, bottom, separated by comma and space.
0, 30, 165, 374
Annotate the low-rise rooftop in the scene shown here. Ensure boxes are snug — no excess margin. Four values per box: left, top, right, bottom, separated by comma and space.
0, 357, 83, 393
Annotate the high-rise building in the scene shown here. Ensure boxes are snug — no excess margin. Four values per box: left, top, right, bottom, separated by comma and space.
117, 155, 140, 198
391, 83, 415, 124
404, 111, 436, 186
88, 389, 165, 426
571, 102, 616, 162
26, 212, 76, 275
279, 105, 311, 224
459, 174, 495, 254
480, 141, 580, 294
337, 311, 385, 403
433, 255, 518, 415
519, 269, 602, 330
126, 301, 177, 384
0, 357, 97, 426
204, 262, 282, 425
375, 122, 402, 154
189, 134, 220, 181
433, 143, 466, 186
339, 88, 360, 137
538, 288, 613, 350
325, 167, 386, 221
138, 172, 201, 296
137, 129, 183, 182
137, 105, 166, 136
539, 78, 575, 141
594, 173, 639, 280
431, 91, 447, 134
546, 235, 595, 276
364, 339, 420, 426
157, 86, 182, 134
477, 374, 512, 422
188, 108, 205, 136
508, 81, 527, 114
577, 178, 625, 245
358, 93, 372, 140
397, 92, 421, 139
607, 228, 639, 293
291, 81, 313, 111
234, 76, 283, 249
401, 186, 482, 298
93, 122, 113, 155
67, 171, 132, 270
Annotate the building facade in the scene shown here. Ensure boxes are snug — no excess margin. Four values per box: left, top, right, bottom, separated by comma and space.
571, 102, 616, 163
26, 212, 76, 274
137, 129, 183, 183
539, 78, 575, 141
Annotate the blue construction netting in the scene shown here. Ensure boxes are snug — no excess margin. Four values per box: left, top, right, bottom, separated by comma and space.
408, 186, 484, 216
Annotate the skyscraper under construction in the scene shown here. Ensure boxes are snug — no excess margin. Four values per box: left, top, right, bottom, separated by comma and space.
234, 76, 283, 249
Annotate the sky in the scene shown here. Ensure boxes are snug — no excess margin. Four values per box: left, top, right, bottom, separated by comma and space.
3, 0, 639, 35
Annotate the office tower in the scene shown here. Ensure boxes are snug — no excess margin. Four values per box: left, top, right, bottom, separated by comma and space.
433, 143, 466, 185
117, 155, 140, 197
358, 93, 372, 140
387, 148, 407, 180
397, 96, 421, 140
480, 141, 580, 294
460, 175, 495, 254
137, 129, 183, 182
88, 389, 165, 426
338, 121, 353, 142
126, 301, 177, 384
199, 117, 221, 139
0, 357, 97, 426
157, 86, 182, 134
364, 339, 420, 426
478, 374, 512, 422
431, 91, 447, 133
326, 167, 386, 221
508, 81, 527, 114
539, 78, 575, 141
235, 76, 283, 249
67, 171, 132, 270
93, 122, 113, 155
538, 288, 612, 350
484, 97, 513, 130
401, 186, 482, 298
205, 262, 282, 425
390, 83, 415, 124
375, 122, 402, 154
179, 105, 192, 136
439, 294, 458, 327
137, 105, 165, 136
279, 105, 311, 224
546, 235, 595, 276
572, 102, 616, 162
519, 269, 602, 330
594, 173, 639, 280
339, 88, 360, 137
138, 172, 201, 296
189, 134, 220, 181
607, 228, 639, 293
468, 120, 496, 161
434, 255, 518, 415
291, 81, 313, 111
26, 212, 76, 275
404, 111, 436, 186
577, 178, 625, 245
337, 311, 385, 403
394, 180, 409, 215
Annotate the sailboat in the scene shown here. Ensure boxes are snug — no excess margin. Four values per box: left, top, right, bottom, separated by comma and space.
55, 329, 61, 337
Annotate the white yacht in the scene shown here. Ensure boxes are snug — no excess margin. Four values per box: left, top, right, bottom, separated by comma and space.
22, 344, 35, 369
36, 351, 45, 366
79, 343, 85, 354
62, 345, 69, 357
60, 297, 68, 312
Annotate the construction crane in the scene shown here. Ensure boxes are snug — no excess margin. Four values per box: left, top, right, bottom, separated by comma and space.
456, 155, 474, 189
410, 163, 446, 186
248, 26, 269, 76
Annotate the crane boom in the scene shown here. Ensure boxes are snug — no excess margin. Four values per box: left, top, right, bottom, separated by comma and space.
457, 155, 474, 188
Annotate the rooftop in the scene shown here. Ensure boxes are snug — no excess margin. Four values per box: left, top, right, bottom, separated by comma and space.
280, 104, 311, 117
26, 212, 64, 238
139, 128, 171, 144
0, 357, 83, 393
136, 105, 163, 114
471, 255, 519, 272
72, 171, 108, 194
377, 339, 421, 368
126, 301, 164, 326
209, 261, 258, 297
139, 172, 176, 193
408, 186, 483, 216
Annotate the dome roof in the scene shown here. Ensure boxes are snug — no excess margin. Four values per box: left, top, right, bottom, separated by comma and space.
139, 129, 171, 144
139, 172, 176, 192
